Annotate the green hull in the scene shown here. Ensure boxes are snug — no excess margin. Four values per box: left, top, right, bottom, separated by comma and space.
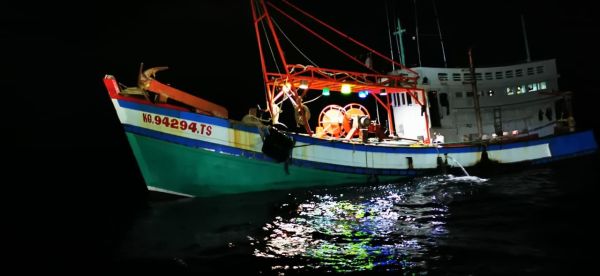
126, 132, 401, 197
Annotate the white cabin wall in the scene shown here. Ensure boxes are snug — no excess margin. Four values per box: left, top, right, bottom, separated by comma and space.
393, 105, 428, 140
406, 59, 562, 142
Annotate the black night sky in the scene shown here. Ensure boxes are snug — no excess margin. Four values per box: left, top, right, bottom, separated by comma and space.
7, 0, 599, 140
6, 0, 599, 272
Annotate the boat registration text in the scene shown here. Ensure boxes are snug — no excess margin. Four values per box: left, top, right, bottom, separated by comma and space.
141, 113, 212, 136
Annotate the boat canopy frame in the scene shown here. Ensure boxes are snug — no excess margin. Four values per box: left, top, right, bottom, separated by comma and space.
251, 0, 429, 142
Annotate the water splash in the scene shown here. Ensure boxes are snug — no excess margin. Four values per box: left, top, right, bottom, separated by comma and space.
446, 174, 488, 183
253, 175, 488, 274
447, 155, 470, 176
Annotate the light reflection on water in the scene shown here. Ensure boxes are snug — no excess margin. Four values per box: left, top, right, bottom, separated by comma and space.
252, 175, 488, 274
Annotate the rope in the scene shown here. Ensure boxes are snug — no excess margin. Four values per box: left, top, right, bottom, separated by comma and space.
244, 114, 272, 123
272, 18, 319, 67
303, 94, 322, 104
258, 3, 281, 74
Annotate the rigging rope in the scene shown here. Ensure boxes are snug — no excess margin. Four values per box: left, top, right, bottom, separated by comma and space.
303, 94, 322, 104
272, 18, 319, 67
257, 2, 281, 74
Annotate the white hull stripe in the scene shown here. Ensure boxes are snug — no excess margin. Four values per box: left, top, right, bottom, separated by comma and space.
487, 143, 551, 163
114, 99, 596, 170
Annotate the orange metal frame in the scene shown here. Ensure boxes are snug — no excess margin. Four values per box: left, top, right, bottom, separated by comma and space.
144, 79, 228, 118
251, 0, 429, 142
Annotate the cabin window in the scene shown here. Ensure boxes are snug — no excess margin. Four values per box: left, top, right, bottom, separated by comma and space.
505, 70, 513, 78
528, 81, 547, 92
422, 76, 429, 84
536, 66, 544, 74
455, 91, 463, 98
391, 93, 399, 106
438, 73, 448, 81
475, 73, 482, 81
517, 85, 526, 94
485, 72, 493, 80
452, 73, 461, 81
527, 67, 534, 75
495, 71, 503, 79
406, 93, 413, 105
466, 91, 474, 97
538, 109, 544, 121
506, 87, 515, 95
463, 73, 473, 82
516, 69, 523, 77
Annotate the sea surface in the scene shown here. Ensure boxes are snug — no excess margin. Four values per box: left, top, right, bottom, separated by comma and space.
83, 153, 597, 276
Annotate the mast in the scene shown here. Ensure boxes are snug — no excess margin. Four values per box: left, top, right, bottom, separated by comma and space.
385, 0, 396, 71
432, 0, 448, 67
468, 48, 483, 139
394, 19, 407, 66
413, 0, 422, 67
520, 14, 531, 62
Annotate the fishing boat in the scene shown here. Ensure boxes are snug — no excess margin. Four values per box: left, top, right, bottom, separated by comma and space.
103, 0, 597, 197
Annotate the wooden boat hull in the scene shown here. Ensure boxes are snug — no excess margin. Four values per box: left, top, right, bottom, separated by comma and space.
104, 77, 598, 197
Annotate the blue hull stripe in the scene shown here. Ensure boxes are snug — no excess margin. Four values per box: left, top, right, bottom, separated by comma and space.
117, 99, 480, 154
486, 131, 598, 154
117, 99, 597, 156
123, 124, 420, 176
546, 130, 598, 157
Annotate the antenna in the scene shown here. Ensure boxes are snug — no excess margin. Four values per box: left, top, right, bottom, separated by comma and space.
521, 14, 531, 62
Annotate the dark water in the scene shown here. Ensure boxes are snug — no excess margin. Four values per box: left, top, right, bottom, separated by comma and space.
89, 154, 598, 275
